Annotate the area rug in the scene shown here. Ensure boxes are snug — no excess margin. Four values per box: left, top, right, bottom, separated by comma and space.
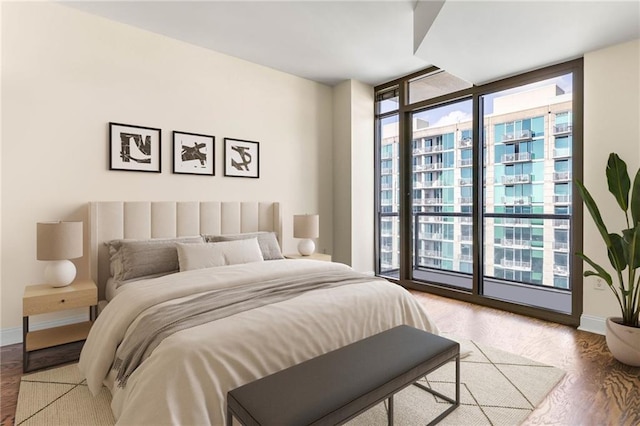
15, 337, 564, 426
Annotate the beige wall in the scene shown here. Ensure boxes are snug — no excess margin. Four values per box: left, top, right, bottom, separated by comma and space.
581, 38, 640, 331
1, 2, 334, 337
332, 80, 375, 273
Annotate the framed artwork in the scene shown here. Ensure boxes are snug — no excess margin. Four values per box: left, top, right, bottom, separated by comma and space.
109, 122, 161, 172
224, 138, 260, 178
173, 131, 215, 175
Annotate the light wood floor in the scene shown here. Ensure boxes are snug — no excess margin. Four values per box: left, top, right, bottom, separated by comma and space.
409, 291, 640, 425
1, 291, 639, 425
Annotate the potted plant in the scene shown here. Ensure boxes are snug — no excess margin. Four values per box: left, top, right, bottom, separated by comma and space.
575, 153, 640, 367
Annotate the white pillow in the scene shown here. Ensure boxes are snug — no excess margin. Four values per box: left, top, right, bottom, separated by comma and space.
177, 238, 264, 272
176, 242, 226, 272
218, 238, 264, 265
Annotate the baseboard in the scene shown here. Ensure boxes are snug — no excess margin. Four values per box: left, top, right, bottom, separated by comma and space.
0, 314, 89, 347
578, 314, 606, 335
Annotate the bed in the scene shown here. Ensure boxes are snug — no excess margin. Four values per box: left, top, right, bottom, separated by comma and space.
78, 201, 438, 425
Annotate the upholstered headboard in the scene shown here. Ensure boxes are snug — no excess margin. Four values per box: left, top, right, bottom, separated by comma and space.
89, 201, 282, 300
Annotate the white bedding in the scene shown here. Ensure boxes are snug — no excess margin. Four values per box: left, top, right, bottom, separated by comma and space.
79, 259, 438, 425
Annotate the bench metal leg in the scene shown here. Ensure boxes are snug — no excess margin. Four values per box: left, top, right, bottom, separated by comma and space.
387, 395, 394, 426
226, 405, 233, 426
413, 355, 460, 426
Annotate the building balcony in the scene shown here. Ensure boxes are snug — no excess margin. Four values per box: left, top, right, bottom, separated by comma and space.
458, 254, 473, 262
458, 234, 473, 242
553, 219, 570, 228
381, 200, 393, 207
459, 197, 473, 205
553, 241, 570, 251
458, 137, 472, 148
424, 197, 444, 205
381, 152, 394, 160
459, 178, 473, 186
499, 238, 531, 248
423, 258, 441, 268
553, 171, 572, 181
412, 145, 443, 155
414, 180, 444, 189
380, 244, 394, 252
501, 217, 531, 226
501, 174, 531, 185
553, 265, 570, 276
501, 196, 532, 205
380, 183, 393, 190
501, 152, 531, 163
423, 162, 444, 171
554, 194, 571, 204
459, 216, 473, 224
381, 167, 393, 175
421, 216, 448, 224
418, 249, 443, 258
500, 259, 532, 270
458, 158, 473, 167
501, 129, 532, 143
419, 232, 443, 241
553, 124, 573, 135
553, 148, 571, 158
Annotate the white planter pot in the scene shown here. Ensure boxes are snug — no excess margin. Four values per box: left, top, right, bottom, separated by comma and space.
605, 317, 640, 367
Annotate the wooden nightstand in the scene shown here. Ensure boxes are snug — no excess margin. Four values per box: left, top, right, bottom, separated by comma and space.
285, 253, 332, 262
23, 279, 97, 372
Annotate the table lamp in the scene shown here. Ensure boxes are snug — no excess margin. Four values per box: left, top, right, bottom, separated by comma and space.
293, 214, 319, 256
37, 221, 83, 287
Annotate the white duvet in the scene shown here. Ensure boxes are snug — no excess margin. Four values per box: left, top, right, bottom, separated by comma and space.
79, 259, 438, 425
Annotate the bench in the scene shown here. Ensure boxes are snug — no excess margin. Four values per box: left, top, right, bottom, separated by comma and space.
227, 325, 460, 426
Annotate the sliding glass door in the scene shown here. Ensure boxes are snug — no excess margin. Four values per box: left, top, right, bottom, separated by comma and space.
374, 60, 583, 326
480, 73, 575, 313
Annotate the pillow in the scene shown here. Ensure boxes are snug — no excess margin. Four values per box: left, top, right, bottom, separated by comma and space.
219, 238, 264, 265
178, 238, 264, 271
176, 242, 226, 272
203, 231, 284, 260
106, 236, 204, 281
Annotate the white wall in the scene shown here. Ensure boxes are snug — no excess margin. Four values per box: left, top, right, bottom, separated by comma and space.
0, 2, 333, 339
580, 38, 640, 333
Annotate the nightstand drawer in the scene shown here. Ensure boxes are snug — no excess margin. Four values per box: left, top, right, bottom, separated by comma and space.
23, 280, 97, 316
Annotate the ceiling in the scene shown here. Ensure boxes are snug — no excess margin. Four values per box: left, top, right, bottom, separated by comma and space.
60, 1, 640, 87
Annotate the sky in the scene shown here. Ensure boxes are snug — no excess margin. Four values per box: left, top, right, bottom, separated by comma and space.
385, 73, 574, 130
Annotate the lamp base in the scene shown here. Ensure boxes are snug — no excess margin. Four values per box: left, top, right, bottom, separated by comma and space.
44, 260, 76, 287
297, 239, 316, 256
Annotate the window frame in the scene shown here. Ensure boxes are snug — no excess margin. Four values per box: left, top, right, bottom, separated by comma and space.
374, 59, 584, 326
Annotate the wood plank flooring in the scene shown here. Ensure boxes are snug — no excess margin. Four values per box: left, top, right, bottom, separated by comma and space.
1, 291, 639, 425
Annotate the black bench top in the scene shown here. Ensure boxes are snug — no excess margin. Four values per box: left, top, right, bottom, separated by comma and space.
227, 325, 459, 426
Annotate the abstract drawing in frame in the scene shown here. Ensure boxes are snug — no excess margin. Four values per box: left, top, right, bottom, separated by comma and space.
224, 138, 259, 178
109, 122, 161, 172
173, 131, 215, 176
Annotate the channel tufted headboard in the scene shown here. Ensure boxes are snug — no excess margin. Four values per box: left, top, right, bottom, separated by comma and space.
89, 201, 282, 300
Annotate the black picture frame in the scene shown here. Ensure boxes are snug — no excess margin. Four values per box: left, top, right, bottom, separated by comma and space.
172, 131, 215, 176
109, 122, 161, 172
224, 138, 260, 178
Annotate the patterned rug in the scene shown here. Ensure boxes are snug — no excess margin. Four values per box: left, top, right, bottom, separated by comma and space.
15, 337, 564, 425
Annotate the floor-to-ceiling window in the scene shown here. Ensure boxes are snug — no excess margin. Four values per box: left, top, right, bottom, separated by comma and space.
374, 60, 583, 326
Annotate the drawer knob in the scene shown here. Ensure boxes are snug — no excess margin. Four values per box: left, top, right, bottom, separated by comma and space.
61, 299, 65, 303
